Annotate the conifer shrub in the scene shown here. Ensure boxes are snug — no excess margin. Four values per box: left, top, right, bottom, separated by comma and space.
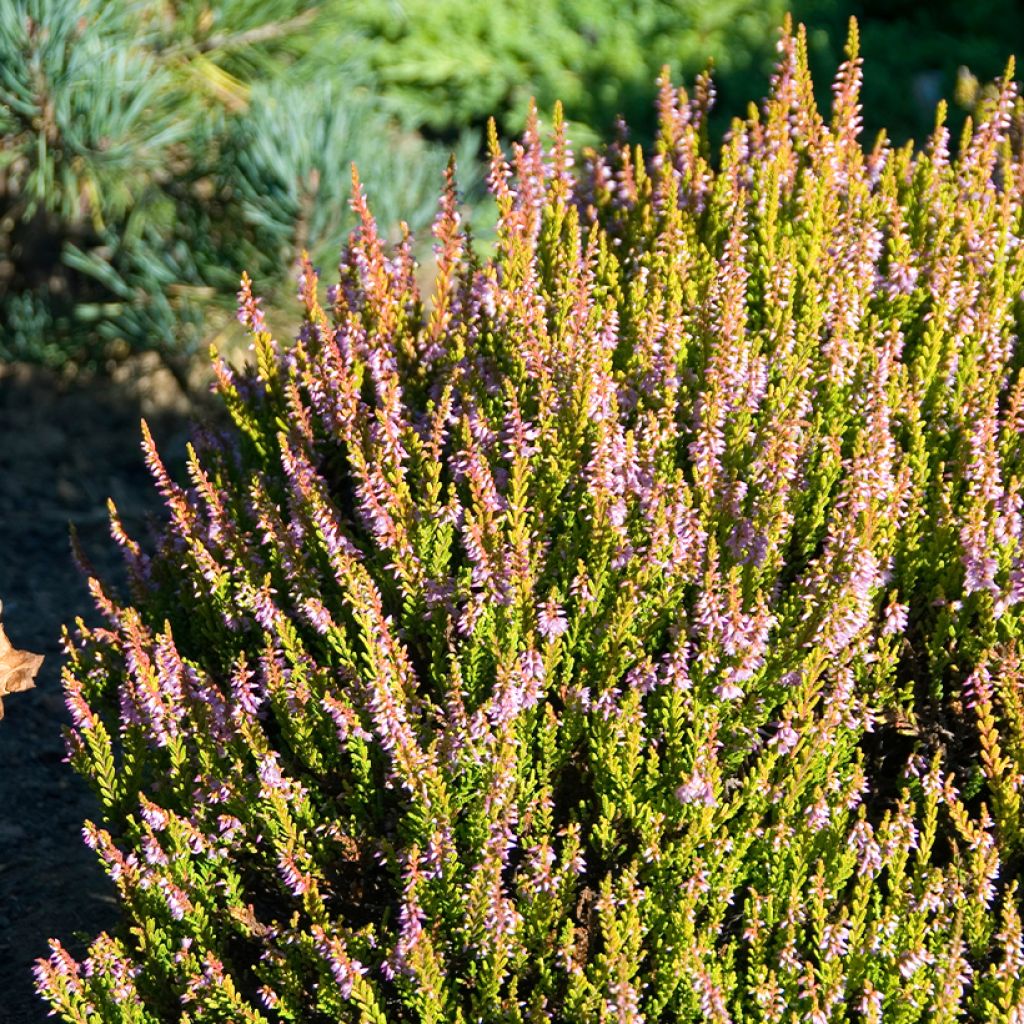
339, 0, 795, 146
318, 0, 1024, 150
0, 0, 465, 368
36, 22, 1024, 1023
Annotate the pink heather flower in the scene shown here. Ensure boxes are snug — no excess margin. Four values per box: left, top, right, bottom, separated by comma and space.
387, 863, 427, 980
182, 952, 228, 1004
472, 272, 499, 318
141, 835, 168, 867
138, 799, 169, 832
35, 940, 82, 994
256, 752, 306, 802
563, 683, 592, 713
156, 877, 191, 921
322, 694, 370, 744
524, 842, 557, 895
194, 776, 232, 806
608, 498, 628, 528
713, 679, 744, 701
570, 567, 595, 606
491, 650, 545, 727
248, 583, 281, 633
537, 597, 568, 641
152, 631, 186, 707
963, 665, 993, 711
820, 922, 850, 959
859, 981, 884, 1022
771, 721, 799, 755
594, 686, 621, 720
752, 973, 786, 1018
676, 770, 716, 807
501, 401, 540, 460
660, 642, 691, 690
483, 877, 523, 939
567, 848, 587, 876
778, 668, 802, 687
257, 752, 286, 794
611, 539, 636, 570
682, 863, 711, 899
961, 533, 999, 597
230, 659, 264, 721
606, 974, 645, 1024
520, 647, 545, 689
1007, 559, 1024, 604
692, 966, 729, 1024
457, 592, 486, 638
180, 821, 210, 857
83, 823, 139, 886
884, 261, 919, 297
881, 597, 909, 635
899, 947, 935, 979
236, 272, 266, 332
64, 678, 98, 731
82, 934, 140, 1002
805, 796, 831, 832
356, 463, 404, 547
296, 262, 319, 301
626, 657, 658, 694
422, 825, 452, 880
278, 850, 312, 896
216, 815, 243, 843
302, 596, 334, 634
312, 926, 366, 1000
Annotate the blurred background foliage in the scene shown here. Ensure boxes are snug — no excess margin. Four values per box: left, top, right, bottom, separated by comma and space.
1, 0, 1021, 372
0, 0, 476, 371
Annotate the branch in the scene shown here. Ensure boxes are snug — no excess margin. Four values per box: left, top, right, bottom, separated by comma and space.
162, 9, 320, 59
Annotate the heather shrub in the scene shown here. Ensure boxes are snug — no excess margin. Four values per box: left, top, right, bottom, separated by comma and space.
38, 22, 1024, 1023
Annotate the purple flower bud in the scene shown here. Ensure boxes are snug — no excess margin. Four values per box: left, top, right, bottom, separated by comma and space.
676, 770, 716, 807
537, 598, 568, 641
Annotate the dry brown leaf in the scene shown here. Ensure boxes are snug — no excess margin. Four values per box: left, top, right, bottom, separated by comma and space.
0, 619, 43, 719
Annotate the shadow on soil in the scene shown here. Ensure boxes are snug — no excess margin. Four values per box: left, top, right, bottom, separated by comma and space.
0, 355, 202, 1023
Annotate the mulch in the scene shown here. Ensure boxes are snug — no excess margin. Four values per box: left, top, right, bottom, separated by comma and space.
0, 355, 200, 1023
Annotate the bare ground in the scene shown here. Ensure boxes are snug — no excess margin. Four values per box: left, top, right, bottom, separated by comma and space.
0, 354, 201, 1023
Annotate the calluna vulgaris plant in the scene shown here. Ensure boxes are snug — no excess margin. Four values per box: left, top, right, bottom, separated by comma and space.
37, 20, 1024, 1023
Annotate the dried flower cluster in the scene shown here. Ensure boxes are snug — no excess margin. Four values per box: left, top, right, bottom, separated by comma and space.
37, 21, 1024, 1024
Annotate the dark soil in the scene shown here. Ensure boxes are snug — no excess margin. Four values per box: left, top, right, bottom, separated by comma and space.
0, 354, 202, 1023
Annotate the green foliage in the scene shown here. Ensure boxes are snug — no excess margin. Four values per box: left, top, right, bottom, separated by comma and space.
330, 0, 1024, 149
338, 0, 796, 146
794, 0, 1024, 146
0, 0, 470, 367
